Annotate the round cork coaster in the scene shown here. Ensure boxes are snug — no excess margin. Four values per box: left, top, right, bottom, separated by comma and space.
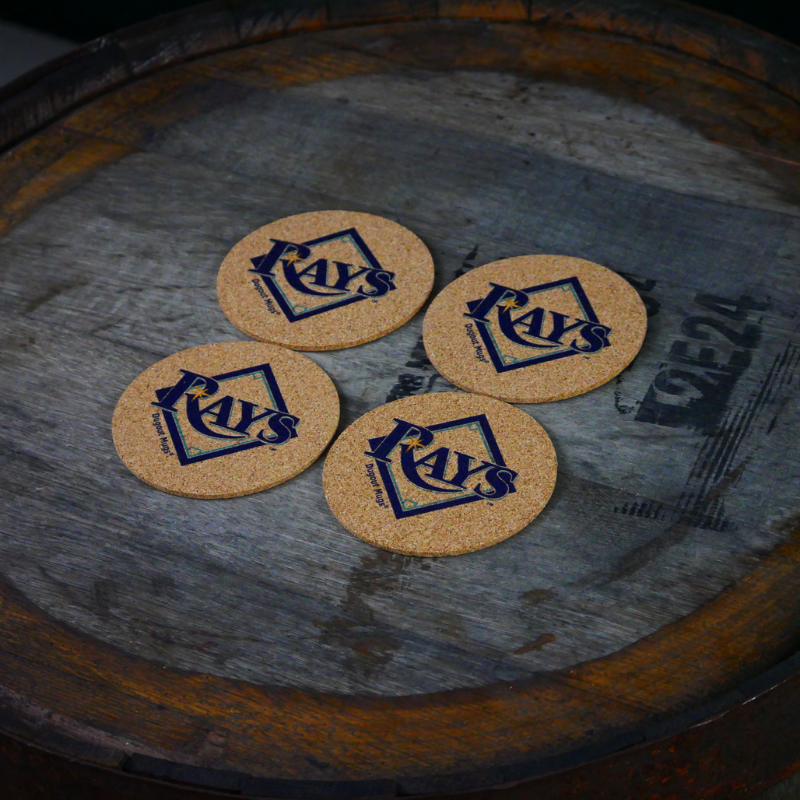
323, 392, 557, 557
423, 255, 647, 403
217, 211, 435, 351
113, 341, 339, 499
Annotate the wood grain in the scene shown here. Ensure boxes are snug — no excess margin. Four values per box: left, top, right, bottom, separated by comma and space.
1, 64, 797, 692
1, 2, 800, 797
439, 0, 529, 21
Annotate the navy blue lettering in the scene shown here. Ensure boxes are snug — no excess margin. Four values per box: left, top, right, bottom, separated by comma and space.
357, 270, 396, 298
331, 261, 370, 291
465, 281, 612, 354
447, 451, 495, 488
294, 259, 346, 295
546, 310, 588, 344
474, 467, 517, 500
400, 446, 461, 493
250, 239, 312, 276
257, 413, 299, 445
571, 323, 612, 353
465, 283, 529, 322
252, 241, 395, 299
152, 371, 220, 413
186, 395, 244, 440
366, 419, 434, 462
283, 259, 343, 296
231, 400, 277, 434
368, 417, 518, 503
500, 307, 558, 349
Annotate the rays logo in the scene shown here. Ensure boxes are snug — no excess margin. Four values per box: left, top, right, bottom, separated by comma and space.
151, 364, 299, 465
364, 415, 517, 518
249, 228, 396, 321
464, 278, 612, 372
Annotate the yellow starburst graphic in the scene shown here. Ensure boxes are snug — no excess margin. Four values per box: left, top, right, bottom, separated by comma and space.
186, 385, 212, 400
498, 297, 521, 311
283, 251, 304, 264
402, 435, 425, 450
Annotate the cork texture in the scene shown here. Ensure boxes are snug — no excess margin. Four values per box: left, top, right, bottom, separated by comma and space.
113, 341, 339, 499
217, 210, 434, 350
323, 392, 557, 556
423, 255, 647, 403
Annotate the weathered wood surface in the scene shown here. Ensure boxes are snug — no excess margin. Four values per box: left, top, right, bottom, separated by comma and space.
3, 31, 800, 695
3, 649, 800, 800
1, 3, 800, 798
3, 0, 800, 153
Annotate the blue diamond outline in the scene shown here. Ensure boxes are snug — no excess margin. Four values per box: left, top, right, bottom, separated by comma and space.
154, 363, 294, 466
250, 228, 390, 322
466, 277, 605, 374
371, 414, 514, 519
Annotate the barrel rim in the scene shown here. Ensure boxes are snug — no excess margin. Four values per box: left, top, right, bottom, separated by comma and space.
2, 0, 800, 154
2, 1, 800, 797
3, 630, 800, 797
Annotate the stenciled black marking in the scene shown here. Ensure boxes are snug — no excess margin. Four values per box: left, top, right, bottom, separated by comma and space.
593, 341, 799, 586
464, 278, 613, 374
364, 415, 517, 519
636, 293, 768, 434
674, 341, 799, 531
151, 364, 299, 466
249, 228, 396, 322
453, 243, 480, 279
384, 335, 447, 403
385, 373, 440, 403
404, 335, 432, 370
613, 500, 666, 520
616, 271, 661, 318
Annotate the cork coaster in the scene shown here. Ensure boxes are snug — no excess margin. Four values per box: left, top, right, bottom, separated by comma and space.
113, 341, 339, 499
423, 255, 647, 403
217, 211, 435, 351
323, 392, 557, 557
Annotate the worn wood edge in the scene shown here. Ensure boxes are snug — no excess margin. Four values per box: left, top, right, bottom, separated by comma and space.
1, 0, 800, 796
2, 519, 800, 794
2, 0, 800, 155
3, 639, 800, 798
0, 132, 138, 237
0, 72, 792, 786
3, 12, 799, 237
0, 54, 792, 800
437, 0, 529, 22
525, 0, 800, 105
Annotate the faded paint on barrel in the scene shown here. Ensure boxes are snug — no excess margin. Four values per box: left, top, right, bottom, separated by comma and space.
1, 5, 800, 797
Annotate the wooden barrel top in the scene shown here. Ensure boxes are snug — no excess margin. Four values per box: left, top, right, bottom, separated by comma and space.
2, 1, 800, 797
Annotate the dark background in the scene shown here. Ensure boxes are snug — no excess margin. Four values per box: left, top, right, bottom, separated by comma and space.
0, 0, 798, 46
